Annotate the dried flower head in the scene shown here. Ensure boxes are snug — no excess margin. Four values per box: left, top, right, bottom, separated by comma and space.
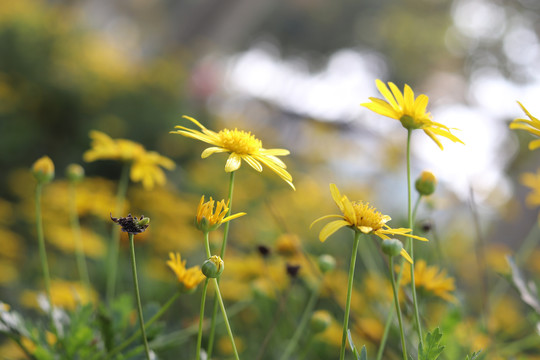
110, 214, 150, 235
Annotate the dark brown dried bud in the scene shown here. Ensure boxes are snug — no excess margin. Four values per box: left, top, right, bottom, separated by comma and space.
257, 245, 271, 258
110, 213, 150, 235
286, 263, 301, 278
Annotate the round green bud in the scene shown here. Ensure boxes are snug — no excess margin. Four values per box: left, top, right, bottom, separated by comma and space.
66, 164, 85, 182
202, 255, 224, 278
310, 310, 332, 333
318, 254, 336, 274
415, 171, 437, 196
381, 239, 403, 257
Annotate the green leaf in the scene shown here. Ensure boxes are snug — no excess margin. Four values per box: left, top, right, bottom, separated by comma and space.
418, 328, 445, 360
465, 350, 482, 360
347, 329, 368, 360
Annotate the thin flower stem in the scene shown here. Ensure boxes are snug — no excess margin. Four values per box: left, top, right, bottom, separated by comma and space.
212, 278, 240, 360
68, 182, 91, 291
196, 279, 210, 360
407, 129, 423, 346
106, 163, 130, 304
340, 231, 361, 360
99, 291, 181, 360
128, 233, 151, 360
412, 195, 422, 224
35, 183, 54, 330
388, 256, 408, 360
281, 281, 322, 360
208, 171, 236, 358
204, 232, 212, 258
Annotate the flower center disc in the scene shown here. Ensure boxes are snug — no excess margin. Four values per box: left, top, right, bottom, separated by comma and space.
218, 129, 262, 154
351, 202, 385, 231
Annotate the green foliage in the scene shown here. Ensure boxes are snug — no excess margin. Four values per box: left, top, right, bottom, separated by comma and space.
347, 329, 368, 360
465, 350, 482, 360
418, 328, 445, 360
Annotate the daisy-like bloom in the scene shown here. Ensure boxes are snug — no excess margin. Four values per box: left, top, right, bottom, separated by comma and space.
361, 79, 464, 150
170, 115, 295, 189
399, 260, 456, 302
83, 130, 175, 190
195, 195, 246, 232
311, 184, 428, 263
521, 169, 540, 224
166, 252, 206, 292
510, 102, 540, 150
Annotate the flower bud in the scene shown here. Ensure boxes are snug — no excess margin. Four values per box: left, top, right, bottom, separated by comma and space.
202, 255, 224, 278
310, 310, 332, 333
32, 156, 55, 184
381, 239, 403, 257
66, 164, 85, 183
318, 254, 336, 274
415, 171, 437, 196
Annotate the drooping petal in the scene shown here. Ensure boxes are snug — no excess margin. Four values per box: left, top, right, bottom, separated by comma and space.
400, 248, 413, 264
242, 155, 264, 172
319, 220, 350, 242
225, 153, 242, 172
201, 147, 228, 158
310, 214, 347, 229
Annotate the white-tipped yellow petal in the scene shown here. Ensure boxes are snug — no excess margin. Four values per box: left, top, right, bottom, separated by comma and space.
225, 153, 242, 172
201, 147, 228, 158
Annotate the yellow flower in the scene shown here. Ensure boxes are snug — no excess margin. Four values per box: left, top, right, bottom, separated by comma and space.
521, 169, 540, 224
361, 80, 464, 150
195, 195, 246, 232
166, 252, 205, 292
21, 280, 97, 310
32, 156, 55, 183
311, 184, 428, 263
83, 130, 175, 190
399, 260, 456, 302
510, 101, 540, 150
170, 115, 295, 189
131, 151, 176, 190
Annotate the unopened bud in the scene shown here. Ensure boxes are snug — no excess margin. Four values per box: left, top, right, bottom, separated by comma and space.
66, 164, 85, 182
32, 156, 55, 184
381, 239, 403, 257
202, 255, 224, 278
310, 310, 332, 333
415, 171, 437, 196
318, 254, 336, 274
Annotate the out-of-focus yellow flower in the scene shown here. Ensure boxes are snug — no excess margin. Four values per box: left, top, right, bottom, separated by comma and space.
195, 195, 246, 233
171, 115, 295, 189
166, 252, 205, 292
32, 156, 55, 184
0, 260, 18, 284
217, 335, 245, 355
362, 80, 464, 150
275, 233, 302, 257
21, 280, 97, 310
311, 184, 427, 263
510, 102, 540, 150
400, 260, 456, 302
488, 296, 527, 336
46, 224, 105, 258
520, 169, 540, 224
130, 151, 176, 190
83, 130, 175, 190
353, 317, 384, 343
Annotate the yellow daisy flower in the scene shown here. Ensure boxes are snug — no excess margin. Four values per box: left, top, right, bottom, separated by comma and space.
83, 130, 175, 190
399, 260, 456, 302
170, 115, 295, 189
166, 252, 206, 292
195, 195, 246, 232
510, 101, 540, 150
361, 79, 464, 150
311, 184, 428, 263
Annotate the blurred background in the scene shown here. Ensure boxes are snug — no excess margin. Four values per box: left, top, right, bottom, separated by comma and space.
2, 0, 540, 358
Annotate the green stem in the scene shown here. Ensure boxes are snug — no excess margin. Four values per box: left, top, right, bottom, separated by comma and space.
208, 171, 236, 358
412, 195, 422, 224
106, 162, 130, 304
281, 281, 322, 360
212, 278, 240, 360
128, 233, 151, 360
99, 291, 181, 360
340, 231, 361, 360
406, 129, 423, 346
35, 183, 54, 328
196, 279, 210, 360
68, 182, 91, 291
388, 256, 407, 360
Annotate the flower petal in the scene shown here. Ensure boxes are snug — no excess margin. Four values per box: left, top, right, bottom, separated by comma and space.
319, 220, 350, 242
201, 147, 228, 158
400, 248, 413, 264
225, 153, 242, 172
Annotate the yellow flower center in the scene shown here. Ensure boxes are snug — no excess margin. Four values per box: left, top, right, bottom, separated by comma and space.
218, 129, 262, 154
349, 201, 386, 231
